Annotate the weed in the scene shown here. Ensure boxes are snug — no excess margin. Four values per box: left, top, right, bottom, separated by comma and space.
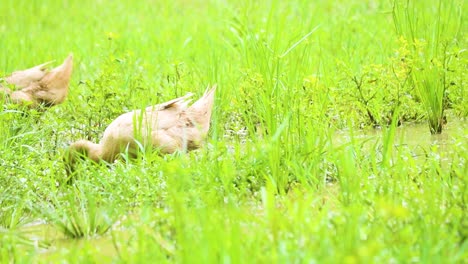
0, 0, 466, 262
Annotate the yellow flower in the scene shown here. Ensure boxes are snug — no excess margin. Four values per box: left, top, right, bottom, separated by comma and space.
107, 31, 120, 40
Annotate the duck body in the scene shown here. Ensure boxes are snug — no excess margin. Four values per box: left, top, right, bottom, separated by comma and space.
67, 86, 216, 172
4, 60, 53, 89
1, 55, 73, 108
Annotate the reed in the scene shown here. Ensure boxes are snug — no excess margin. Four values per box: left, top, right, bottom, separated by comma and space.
39, 184, 119, 238
392, 0, 463, 133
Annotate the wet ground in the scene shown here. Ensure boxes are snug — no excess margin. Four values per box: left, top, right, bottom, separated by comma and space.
18, 120, 468, 260
334, 120, 468, 158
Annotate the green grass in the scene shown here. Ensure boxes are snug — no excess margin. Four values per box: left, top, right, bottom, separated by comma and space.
392, 0, 464, 133
1, 0, 467, 262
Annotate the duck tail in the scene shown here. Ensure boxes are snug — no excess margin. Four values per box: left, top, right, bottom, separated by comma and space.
188, 84, 217, 132
39, 54, 73, 93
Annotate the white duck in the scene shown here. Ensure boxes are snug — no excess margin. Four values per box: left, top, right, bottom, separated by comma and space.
66, 85, 217, 173
1, 55, 73, 108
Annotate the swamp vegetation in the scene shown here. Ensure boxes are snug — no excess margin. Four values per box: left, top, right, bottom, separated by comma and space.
0, 0, 467, 263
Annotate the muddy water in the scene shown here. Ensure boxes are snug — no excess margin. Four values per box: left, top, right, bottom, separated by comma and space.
18, 120, 468, 259
20, 219, 118, 261
334, 120, 468, 158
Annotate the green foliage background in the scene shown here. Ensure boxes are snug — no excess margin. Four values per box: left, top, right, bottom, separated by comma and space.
0, 0, 466, 262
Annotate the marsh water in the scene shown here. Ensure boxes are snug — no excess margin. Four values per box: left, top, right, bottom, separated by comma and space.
335, 120, 468, 158
20, 120, 468, 259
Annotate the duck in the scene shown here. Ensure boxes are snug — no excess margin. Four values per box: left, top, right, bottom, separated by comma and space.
0, 54, 73, 108
0, 60, 52, 99
66, 85, 217, 174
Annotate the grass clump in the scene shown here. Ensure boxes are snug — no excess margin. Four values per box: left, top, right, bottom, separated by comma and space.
392, 0, 464, 133
0, 0, 467, 262
39, 183, 121, 239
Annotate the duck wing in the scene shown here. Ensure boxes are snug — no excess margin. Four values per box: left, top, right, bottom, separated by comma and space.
150, 85, 217, 153
145, 92, 193, 112
34, 54, 73, 105
4, 61, 54, 89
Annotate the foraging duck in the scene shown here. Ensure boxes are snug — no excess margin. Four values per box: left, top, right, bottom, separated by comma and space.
0, 61, 52, 98
4, 60, 53, 89
66, 85, 217, 173
1, 55, 73, 108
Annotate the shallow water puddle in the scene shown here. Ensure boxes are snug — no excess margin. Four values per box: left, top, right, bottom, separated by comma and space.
20, 220, 118, 261
334, 120, 468, 159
